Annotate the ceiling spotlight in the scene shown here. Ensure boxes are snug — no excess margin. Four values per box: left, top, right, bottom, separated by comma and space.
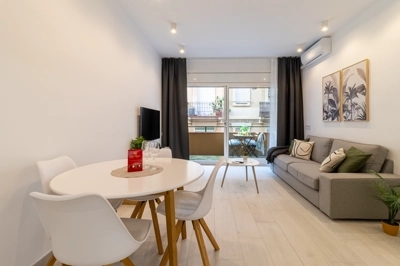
321, 20, 328, 32
170, 23, 177, 34
297, 45, 303, 53
179, 45, 185, 54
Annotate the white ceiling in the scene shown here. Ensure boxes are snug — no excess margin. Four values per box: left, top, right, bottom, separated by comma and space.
118, 0, 380, 58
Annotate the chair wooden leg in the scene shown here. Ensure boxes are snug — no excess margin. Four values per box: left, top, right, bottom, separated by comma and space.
46, 253, 56, 266
181, 220, 187, 239
176, 187, 187, 239
192, 220, 210, 266
149, 199, 164, 254
130, 201, 144, 218
137, 201, 147, 219
121, 257, 135, 266
155, 198, 161, 204
159, 220, 184, 266
199, 218, 220, 250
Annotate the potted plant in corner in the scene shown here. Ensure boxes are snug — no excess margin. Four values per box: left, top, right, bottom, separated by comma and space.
370, 171, 400, 236
128, 136, 145, 172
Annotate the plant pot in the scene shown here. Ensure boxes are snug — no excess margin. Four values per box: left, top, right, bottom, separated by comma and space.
381, 220, 399, 236
242, 156, 248, 163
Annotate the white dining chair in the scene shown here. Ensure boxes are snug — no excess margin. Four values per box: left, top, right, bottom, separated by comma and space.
156, 156, 226, 266
124, 147, 172, 255
36, 156, 123, 266
30, 192, 151, 266
36, 156, 123, 210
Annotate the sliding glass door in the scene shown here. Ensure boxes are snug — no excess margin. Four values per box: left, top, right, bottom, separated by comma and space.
226, 87, 271, 159
187, 86, 274, 163
187, 87, 225, 162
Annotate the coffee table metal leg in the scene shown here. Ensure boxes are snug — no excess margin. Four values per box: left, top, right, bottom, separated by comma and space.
245, 166, 248, 181
221, 163, 229, 187
252, 166, 259, 193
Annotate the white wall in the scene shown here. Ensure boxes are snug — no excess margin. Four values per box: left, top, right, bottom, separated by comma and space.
302, 0, 400, 174
0, 1, 161, 265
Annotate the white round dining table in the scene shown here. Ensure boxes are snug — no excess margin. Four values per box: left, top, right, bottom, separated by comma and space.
50, 158, 204, 266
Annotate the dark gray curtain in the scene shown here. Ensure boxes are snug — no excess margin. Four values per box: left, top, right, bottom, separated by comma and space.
277, 57, 304, 146
161, 58, 189, 159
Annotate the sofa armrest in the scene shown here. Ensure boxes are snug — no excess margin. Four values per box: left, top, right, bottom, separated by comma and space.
319, 173, 400, 219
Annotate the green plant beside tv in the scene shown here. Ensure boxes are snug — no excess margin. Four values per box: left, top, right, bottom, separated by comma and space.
370, 171, 400, 235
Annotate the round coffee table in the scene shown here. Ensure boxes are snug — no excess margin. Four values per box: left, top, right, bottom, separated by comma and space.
221, 158, 260, 193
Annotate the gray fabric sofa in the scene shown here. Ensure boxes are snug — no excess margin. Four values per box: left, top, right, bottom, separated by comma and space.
271, 135, 400, 219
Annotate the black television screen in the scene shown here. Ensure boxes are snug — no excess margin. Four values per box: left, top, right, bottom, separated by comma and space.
139, 107, 160, 141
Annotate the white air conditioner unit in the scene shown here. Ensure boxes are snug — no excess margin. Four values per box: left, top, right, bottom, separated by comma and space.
301, 37, 332, 66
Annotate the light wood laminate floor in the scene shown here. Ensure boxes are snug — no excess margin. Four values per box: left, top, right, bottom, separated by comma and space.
54, 165, 400, 266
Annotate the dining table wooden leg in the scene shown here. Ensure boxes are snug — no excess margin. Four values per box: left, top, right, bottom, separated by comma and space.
159, 220, 184, 266
164, 190, 177, 266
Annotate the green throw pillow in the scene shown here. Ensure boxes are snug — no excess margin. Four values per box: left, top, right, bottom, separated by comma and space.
287, 138, 310, 155
337, 146, 372, 173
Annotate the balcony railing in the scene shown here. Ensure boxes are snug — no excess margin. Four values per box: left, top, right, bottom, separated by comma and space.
188, 126, 269, 158
188, 102, 213, 116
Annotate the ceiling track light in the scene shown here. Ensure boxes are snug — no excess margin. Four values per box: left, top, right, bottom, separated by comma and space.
297, 45, 303, 53
321, 20, 328, 32
179, 45, 185, 54
170, 22, 177, 34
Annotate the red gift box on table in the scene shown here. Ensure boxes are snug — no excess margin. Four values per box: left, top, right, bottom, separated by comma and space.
128, 149, 143, 172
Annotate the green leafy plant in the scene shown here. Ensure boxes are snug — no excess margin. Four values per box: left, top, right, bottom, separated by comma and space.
130, 136, 145, 150
243, 151, 248, 157
210, 96, 224, 113
370, 171, 400, 225
239, 125, 249, 135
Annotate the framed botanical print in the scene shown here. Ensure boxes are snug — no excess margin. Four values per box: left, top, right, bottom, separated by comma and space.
322, 71, 341, 121
341, 59, 369, 121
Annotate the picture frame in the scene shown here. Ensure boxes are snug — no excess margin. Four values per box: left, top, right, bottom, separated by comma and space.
322, 71, 341, 122
341, 59, 369, 121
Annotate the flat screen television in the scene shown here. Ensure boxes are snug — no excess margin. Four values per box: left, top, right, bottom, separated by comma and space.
139, 107, 160, 141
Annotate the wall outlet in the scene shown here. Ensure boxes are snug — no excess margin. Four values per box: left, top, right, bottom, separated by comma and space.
305, 124, 311, 130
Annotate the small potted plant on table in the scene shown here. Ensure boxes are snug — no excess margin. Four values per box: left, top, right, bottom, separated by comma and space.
242, 151, 248, 163
371, 171, 400, 236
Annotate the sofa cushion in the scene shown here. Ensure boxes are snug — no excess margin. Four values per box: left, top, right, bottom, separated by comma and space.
307, 136, 334, 164
330, 139, 388, 172
337, 146, 372, 173
287, 162, 321, 190
274, 154, 315, 171
287, 138, 310, 155
290, 139, 315, 160
319, 148, 346, 173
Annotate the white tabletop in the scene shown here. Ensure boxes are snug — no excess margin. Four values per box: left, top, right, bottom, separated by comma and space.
227, 158, 259, 166
50, 158, 204, 199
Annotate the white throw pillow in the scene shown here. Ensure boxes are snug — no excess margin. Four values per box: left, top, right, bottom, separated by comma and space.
290, 139, 315, 160
319, 148, 347, 172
